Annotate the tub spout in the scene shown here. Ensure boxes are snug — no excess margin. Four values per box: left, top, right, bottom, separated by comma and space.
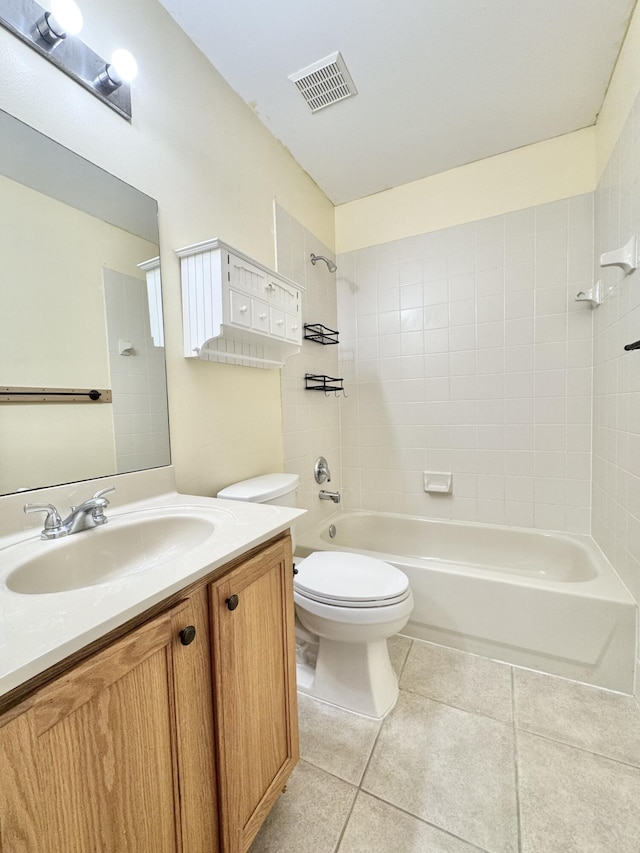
319, 489, 341, 504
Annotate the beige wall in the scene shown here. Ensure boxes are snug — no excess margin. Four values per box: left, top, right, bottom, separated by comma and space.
336, 129, 597, 253
0, 175, 156, 493
0, 0, 334, 498
1, 176, 155, 386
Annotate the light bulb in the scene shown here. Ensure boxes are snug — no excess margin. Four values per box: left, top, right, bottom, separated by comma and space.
48, 0, 83, 36
110, 49, 138, 83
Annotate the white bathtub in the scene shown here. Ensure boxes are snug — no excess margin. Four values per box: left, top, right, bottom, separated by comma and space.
296, 510, 637, 693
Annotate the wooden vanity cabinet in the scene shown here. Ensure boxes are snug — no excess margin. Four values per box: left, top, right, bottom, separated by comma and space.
210, 534, 299, 852
0, 533, 297, 853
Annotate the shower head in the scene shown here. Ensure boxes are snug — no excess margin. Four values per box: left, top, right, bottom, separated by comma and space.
310, 253, 337, 273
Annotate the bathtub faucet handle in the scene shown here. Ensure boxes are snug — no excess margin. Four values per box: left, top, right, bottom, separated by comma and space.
314, 456, 331, 484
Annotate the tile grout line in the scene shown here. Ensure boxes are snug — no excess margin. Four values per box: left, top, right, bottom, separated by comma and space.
335, 646, 415, 850
355, 706, 386, 788
357, 790, 494, 853
512, 667, 524, 853
398, 683, 513, 726
395, 637, 413, 681
514, 725, 640, 772
295, 755, 361, 789
332, 788, 359, 853
358, 639, 501, 853
353, 639, 413, 790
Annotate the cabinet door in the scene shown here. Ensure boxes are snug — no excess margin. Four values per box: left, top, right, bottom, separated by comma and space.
210, 536, 298, 853
0, 602, 215, 853
227, 254, 269, 299
266, 276, 300, 315
172, 590, 219, 853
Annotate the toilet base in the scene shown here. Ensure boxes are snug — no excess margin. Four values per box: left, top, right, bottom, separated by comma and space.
295, 637, 399, 719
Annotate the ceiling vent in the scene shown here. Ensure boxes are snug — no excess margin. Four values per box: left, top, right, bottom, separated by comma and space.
289, 52, 357, 113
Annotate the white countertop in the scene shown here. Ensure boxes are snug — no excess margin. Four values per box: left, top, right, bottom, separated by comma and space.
0, 490, 304, 700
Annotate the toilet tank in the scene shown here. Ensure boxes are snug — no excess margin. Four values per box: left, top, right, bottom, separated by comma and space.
216, 473, 299, 507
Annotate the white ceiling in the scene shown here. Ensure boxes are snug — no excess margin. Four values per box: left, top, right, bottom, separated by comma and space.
158, 0, 637, 205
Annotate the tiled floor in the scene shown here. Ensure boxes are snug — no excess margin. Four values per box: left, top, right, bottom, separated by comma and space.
249, 636, 640, 853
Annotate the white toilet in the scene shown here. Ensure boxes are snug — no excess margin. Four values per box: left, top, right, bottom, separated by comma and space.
217, 473, 414, 719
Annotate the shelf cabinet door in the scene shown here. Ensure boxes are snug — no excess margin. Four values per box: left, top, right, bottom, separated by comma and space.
227, 254, 270, 300
172, 589, 219, 853
210, 536, 298, 853
0, 599, 219, 853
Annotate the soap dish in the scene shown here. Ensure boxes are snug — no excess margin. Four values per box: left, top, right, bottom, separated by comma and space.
424, 471, 452, 494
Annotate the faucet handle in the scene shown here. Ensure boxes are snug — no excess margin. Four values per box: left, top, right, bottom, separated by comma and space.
24, 503, 63, 530
92, 486, 115, 502
314, 456, 331, 484
70, 486, 115, 512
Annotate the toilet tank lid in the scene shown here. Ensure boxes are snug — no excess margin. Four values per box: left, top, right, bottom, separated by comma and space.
217, 473, 299, 502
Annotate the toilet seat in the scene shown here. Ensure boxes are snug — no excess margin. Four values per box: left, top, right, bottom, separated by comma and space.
294, 551, 410, 608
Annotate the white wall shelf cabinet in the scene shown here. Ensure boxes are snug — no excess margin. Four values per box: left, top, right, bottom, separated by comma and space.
176, 238, 304, 369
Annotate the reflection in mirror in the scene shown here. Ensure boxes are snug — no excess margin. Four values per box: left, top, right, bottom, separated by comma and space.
0, 109, 170, 496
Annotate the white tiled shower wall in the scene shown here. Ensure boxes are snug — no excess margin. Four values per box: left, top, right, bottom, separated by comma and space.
275, 204, 341, 536
276, 96, 640, 689
592, 90, 640, 676
277, 146, 640, 688
337, 197, 594, 533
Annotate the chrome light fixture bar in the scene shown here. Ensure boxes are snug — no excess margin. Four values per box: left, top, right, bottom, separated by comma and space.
0, 0, 135, 121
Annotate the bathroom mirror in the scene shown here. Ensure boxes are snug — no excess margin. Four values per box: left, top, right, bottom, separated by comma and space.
0, 109, 170, 496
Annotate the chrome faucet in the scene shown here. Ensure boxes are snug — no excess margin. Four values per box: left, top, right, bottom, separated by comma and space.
24, 486, 115, 540
319, 489, 341, 504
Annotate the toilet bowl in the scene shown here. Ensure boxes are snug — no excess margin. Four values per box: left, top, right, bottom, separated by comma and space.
294, 551, 413, 718
217, 473, 414, 719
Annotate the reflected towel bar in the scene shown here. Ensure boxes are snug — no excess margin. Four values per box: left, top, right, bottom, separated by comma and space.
0, 387, 112, 403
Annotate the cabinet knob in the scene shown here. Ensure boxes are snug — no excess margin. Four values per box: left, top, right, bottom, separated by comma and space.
259, 313, 267, 320
277, 319, 284, 326
240, 305, 248, 313
179, 625, 197, 645
226, 594, 239, 611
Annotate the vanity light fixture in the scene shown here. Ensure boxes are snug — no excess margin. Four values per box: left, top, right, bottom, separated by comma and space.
34, 0, 82, 45
95, 48, 138, 92
0, 0, 137, 120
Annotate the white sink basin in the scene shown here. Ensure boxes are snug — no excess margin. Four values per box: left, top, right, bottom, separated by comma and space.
5, 511, 216, 594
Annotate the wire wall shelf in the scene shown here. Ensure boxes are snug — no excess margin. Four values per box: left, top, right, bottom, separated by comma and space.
304, 373, 346, 396
303, 323, 339, 345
